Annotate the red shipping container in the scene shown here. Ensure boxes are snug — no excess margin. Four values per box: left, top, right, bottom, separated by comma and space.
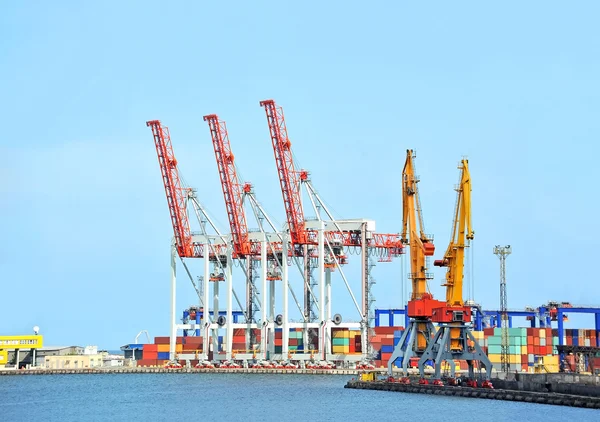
374, 327, 400, 335
154, 336, 169, 345
144, 344, 158, 352
136, 359, 158, 366
143, 352, 158, 360
381, 352, 392, 363
179, 360, 199, 367
182, 344, 203, 351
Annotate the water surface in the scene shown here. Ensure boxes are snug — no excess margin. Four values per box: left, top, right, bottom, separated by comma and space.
0, 374, 596, 421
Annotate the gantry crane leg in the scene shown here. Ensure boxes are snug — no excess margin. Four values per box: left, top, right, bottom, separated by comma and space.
418, 324, 492, 380
387, 319, 436, 376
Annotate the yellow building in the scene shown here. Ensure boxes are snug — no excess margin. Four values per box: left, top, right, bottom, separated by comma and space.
44, 353, 104, 369
0, 335, 43, 349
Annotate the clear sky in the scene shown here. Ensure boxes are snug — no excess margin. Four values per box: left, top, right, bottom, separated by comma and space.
1, 1, 599, 349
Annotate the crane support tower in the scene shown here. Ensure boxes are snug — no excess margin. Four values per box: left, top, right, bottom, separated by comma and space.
388, 150, 440, 376
418, 158, 493, 383
494, 245, 512, 374
204, 113, 289, 361
147, 119, 232, 366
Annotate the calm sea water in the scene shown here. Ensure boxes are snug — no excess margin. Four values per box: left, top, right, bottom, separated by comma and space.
0, 374, 597, 421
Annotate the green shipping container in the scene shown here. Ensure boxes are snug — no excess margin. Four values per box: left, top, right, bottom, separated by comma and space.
488, 336, 501, 346
488, 345, 502, 354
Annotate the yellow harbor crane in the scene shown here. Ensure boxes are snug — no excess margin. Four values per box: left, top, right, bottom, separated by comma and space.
418, 158, 493, 386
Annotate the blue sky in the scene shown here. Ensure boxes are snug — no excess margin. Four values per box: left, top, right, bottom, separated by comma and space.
1, 1, 599, 348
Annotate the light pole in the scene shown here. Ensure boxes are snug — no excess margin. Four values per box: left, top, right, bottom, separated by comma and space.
494, 245, 511, 374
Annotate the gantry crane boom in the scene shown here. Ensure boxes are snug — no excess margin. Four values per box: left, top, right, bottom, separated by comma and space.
433, 158, 473, 307
147, 119, 227, 260
204, 114, 252, 258
259, 99, 307, 249
146, 120, 194, 257
402, 150, 435, 301
259, 99, 403, 255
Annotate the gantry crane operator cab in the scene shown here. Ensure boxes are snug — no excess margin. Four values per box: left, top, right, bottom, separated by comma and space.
266, 263, 282, 281
325, 240, 347, 267
209, 263, 225, 282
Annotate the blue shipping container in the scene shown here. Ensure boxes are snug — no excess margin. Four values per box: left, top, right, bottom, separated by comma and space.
381, 345, 394, 353
157, 352, 170, 360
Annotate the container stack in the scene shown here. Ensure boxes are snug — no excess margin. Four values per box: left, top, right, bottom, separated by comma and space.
288, 328, 304, 353
484, 328, 559, 372
228, 328, 261, 353
559, 328, 597, 347
137, 336, 185, 367
331, 328, 361, 354
368, 325, 599, 373
274, 329, 282, 354
370, 327, 403, 368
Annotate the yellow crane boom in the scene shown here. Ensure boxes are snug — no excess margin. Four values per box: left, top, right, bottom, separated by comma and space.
419, 157, 493, 383
433, 158, 473, 308
401, 149, 435, 302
